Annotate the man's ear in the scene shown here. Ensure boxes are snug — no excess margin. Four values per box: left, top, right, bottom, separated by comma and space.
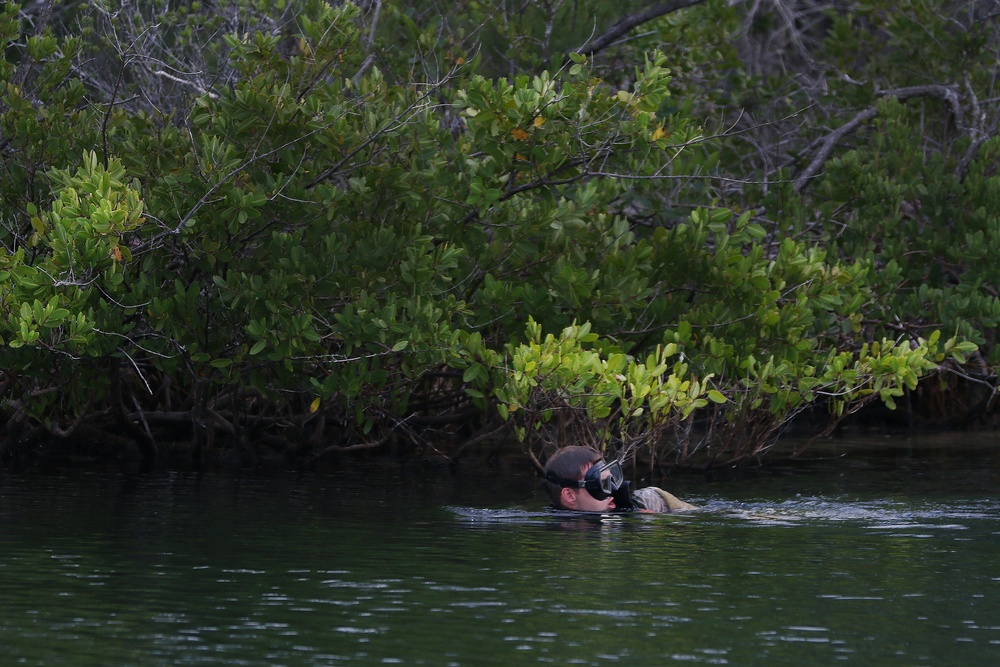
560, 487, 578, 510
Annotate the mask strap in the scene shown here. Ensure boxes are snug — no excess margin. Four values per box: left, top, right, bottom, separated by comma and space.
544, 471, 584, 489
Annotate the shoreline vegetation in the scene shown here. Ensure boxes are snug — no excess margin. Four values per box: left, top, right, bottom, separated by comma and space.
2, 1, 998, 473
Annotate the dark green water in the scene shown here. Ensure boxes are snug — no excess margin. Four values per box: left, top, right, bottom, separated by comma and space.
2, 435, 999, 666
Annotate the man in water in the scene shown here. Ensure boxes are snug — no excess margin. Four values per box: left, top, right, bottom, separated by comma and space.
543, 445, 697, 513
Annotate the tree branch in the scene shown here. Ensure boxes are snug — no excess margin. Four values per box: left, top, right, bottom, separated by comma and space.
793, 106, 877, 193
455, 160, 587, 227
884, 84, 963, 131
573, 0, 707, 60
794, 84, 966, 193
300, 434, 391, 468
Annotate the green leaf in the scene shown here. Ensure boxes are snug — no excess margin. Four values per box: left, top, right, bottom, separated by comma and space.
707, 390, 727, 404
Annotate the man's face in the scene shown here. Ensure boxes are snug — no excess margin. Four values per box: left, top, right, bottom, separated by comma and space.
562, 461, 616, 512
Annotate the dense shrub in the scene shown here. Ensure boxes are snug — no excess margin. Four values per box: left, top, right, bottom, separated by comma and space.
0, 1, 987, 469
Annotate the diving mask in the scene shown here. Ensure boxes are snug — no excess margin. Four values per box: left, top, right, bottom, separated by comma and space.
546, 459, 624, 501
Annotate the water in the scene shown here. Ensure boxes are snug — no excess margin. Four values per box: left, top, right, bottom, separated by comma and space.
1, 436, 999, 666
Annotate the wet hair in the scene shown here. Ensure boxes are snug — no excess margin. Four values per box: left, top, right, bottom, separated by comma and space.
543, 445, 602, 508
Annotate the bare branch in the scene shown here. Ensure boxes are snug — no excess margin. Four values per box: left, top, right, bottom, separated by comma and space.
573, 0, 707, 60
883, 84, 964, 131
364, 0, 383, 49
300, 434, 392, 468
49, 397, 94, 438
793, 106, 877, 193
151, 69, 219, 99
352, 53, 377, 83
795, 84, 967, 193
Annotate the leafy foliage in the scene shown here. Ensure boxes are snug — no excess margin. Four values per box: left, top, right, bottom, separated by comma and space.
0, 0, 989, 469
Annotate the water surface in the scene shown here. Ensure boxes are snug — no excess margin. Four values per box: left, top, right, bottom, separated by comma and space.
1, 435, 999, 666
